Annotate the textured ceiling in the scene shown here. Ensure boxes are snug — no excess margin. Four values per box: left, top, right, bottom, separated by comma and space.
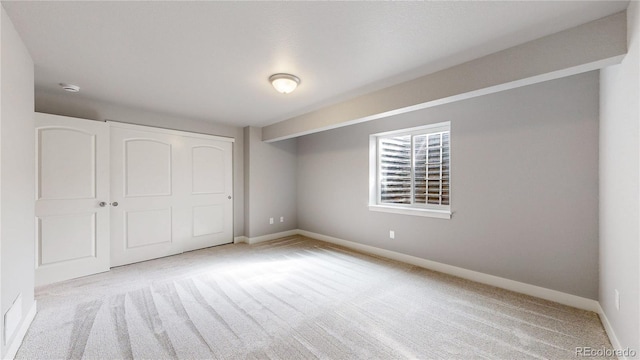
2, 1, 629, 127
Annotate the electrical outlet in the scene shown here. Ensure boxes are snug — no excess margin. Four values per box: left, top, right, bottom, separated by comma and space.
389, 230, 395, 239
615, 289, 620, 310
269, 217, 274, 225
280, 216, 284, 223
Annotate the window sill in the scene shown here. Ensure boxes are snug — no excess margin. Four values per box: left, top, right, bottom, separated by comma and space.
368, 205, 452, 219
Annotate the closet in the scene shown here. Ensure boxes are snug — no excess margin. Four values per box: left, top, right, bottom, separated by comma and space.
35, 113, 233, 285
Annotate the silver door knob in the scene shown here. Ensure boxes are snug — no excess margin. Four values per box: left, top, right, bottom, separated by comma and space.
110, 202, 119, 207
99, 201, 107, 207
228, 196, 232, 200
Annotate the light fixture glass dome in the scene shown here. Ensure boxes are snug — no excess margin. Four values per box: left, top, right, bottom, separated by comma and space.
269, 73, 300, 94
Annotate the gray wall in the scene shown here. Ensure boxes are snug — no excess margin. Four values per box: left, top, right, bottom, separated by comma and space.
0, 6, 35, 357
599, 1, 640, 352
297, 72, 599, 299
244, 127, 297, 238
35, 90, 246, 237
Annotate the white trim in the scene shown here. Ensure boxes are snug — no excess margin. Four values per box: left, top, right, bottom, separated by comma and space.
297, 229, 599, 312
596, 303, 628, 360
245, 230, 299, 245
4, 301, 36, 360
233, 236, 248, 244
368, 205, 452, 219
371, 122, 451, 138
106, 120, 235, 142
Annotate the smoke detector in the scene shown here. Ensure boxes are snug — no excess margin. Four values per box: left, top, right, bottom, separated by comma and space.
59, 83, 80, 92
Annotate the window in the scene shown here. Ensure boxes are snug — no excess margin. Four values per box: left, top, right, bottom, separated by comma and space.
369, 122, 451, 219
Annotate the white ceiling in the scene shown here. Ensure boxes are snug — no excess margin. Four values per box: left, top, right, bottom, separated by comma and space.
2, 1, 629, 127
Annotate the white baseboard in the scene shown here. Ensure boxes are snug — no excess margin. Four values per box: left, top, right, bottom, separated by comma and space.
298, 229, 600, 312
244, 230, 299, 245
233, 236, 248, 244
4, 300, 36, 360
596, 303, 628, 359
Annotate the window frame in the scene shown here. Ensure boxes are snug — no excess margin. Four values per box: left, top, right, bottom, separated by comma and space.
368, 121, 452, 219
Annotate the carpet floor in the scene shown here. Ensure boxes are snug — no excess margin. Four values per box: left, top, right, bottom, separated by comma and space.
17, 236, 613, 359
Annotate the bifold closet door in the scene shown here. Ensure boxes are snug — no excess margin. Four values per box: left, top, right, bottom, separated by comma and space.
35, 113, 110, 286
109, 123, 233, 267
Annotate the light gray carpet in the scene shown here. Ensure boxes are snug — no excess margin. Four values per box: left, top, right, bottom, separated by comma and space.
17, 236, 613, 359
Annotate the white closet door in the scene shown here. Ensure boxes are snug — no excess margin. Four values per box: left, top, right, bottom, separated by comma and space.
35, 113, 110, 286
183, 137, 233, 252
109, 125, 184, 266
110, 123, 233, 266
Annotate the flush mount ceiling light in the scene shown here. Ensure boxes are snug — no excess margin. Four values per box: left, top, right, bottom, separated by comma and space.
269, 73, 300, 94
59, 83, 80, 93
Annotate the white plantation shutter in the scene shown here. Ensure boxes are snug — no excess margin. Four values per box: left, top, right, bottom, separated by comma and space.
379, 135, 411, 204
376, 122, 450, 211
417, 131, 450, 206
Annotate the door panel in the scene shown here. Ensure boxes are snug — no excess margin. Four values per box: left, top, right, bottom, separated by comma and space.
38, 128, 96, 200
192, 146, 225, 194
192, 204, 224, 237
39, 213, 96, 265
125, 208, 172, 248
183, 138, 233, 252
35, 113, 110, 286
110, 126, 183, 266
125, 139, 172, 197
